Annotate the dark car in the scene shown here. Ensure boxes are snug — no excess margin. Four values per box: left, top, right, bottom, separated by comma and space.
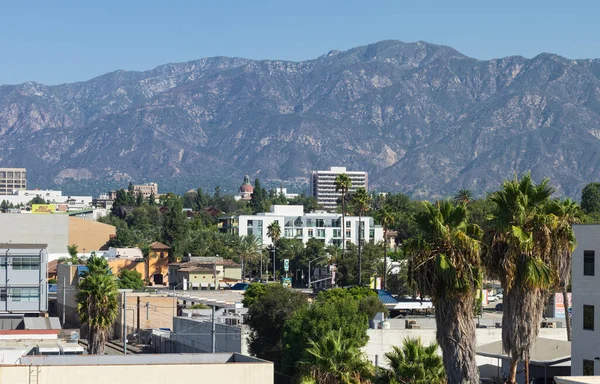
495, 303, 503, 312
230, 282, 250, 291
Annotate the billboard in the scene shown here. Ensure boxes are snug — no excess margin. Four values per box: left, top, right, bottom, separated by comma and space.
31, 204, 56, 214
554, 292, 572, 319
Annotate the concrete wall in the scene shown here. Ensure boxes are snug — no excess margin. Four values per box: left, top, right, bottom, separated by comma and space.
0, 215, 69, 254
68, 217, 115, 253
572, 225, 600, 376
0, 361, 274, 384
119, 294, 175, 333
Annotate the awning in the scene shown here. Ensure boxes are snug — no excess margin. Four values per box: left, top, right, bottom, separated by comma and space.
476, 337, 571, 366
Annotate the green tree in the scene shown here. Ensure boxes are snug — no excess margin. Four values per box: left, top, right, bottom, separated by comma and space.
404, 200, 481, 384
139, 242, 152, 284
453, 189, 473, 205
244, 284, 308, 370
335, 174, 352, 258
282, 288, 370, 379
299, 329, 374, 384
0, 200, 9, 213
29, 196, 46, 205
67, 244, 79, 264
238, 235, 262, 281
581, 182, 600, 213
76, 255, 119, 354
485, 173, 555, 384
383, 337, 445, 384
375, 206, 395, 291
351, 188, 371, 286
160, 194, 188, 259
118, 269, 144, 290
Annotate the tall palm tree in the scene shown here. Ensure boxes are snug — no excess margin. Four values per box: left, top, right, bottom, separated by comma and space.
546, 198, 582, 341
404, 200, 481, 384
454, 189, 473, 205
351, 188, 372, 286
238, 234, 262, 281
335, 174, 352, 259
267, 221, 281, 281
384, 337, 445, 384
485, 173, 555, 384
375, 207, 395, 291
67, 244, 79, 264
77, 255, 119, 354
300, 329, 374, 384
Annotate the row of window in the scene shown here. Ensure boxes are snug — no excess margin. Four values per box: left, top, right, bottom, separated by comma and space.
247, 219, 369, 229
0, 288, 40, 302
0, 257, 41, 270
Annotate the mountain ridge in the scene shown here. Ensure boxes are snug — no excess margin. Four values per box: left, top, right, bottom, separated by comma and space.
2, 40, 600, 198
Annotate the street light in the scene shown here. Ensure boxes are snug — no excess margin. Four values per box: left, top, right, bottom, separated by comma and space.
308, 255, 331, 289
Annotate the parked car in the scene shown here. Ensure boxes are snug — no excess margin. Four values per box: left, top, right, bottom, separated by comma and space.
496, 292, 503, 299
488, 295, 498, 302
495, 303, 503, 312
230, 282, 250, 291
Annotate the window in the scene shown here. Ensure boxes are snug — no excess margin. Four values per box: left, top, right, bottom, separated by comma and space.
584, 251, 595, 276
317, 229, 325, 238
346, 221, 351, 228
295, 229, 303, 237
247, 220, 254, 226
307, 219, 314, 227
308, 229, 314, 237
346, 229, 351, 238
0, 289, 6, 302
584, 359, 595, 376
12, 257, 40, 270
584, 305, 594, 330
284, 228, 293, 238
257, 220, 263, 228
11, 288, 39, 302
316, 219, 324, 227
248, 228, 254, 236
369, 229, 375, 239
333, 229, 341, 238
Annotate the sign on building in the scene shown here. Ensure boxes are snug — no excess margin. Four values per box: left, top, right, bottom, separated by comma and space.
31, 204, 55, 214
281, 277, 292, 288
283, 259, 289, 272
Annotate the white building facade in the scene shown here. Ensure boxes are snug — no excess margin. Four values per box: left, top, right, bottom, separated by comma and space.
218, 205, 383, 247
572, 224, 600, 376
309, 166, 368, 211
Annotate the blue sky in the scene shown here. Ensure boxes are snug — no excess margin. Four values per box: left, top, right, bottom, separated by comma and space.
1, 0, 599, 85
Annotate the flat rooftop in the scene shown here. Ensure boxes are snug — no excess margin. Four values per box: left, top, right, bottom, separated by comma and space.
18, 353, 267, 366
476, 337, 570, 366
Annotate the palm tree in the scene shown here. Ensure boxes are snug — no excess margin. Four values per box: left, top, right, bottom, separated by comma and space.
384, 337, 445, 384
546, 198, 582, 341
351, 188, 372, 286
375, 207, 395, 291
300, 329, 374, 384
238, 234, 262, 281
267, 221, 281, 281
454, 189, 473, 205
67, 244, 79, 264
335, 174, 352, 259
485, 173, 555, 384
77, 255, 119, 354
404, 200, 481, 384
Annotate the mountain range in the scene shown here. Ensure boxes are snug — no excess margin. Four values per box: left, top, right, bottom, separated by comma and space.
2, 40, 600, 199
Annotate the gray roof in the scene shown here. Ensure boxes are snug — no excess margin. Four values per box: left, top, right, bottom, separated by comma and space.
476, 337, 571, 366
23, 317, 61, 330
17, 353, 269, 366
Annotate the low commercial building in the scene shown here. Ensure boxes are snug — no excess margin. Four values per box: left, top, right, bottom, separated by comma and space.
3, 353, 273, 384
218, 205, 383, 247
169, 257, 241, 289
0, 215, 115, 260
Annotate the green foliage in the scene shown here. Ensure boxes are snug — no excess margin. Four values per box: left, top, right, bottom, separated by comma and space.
189, 303, 209, 309
582, 182, 600, 213
383, 338, 445, 384
281, 288, 370, 379
299, 329, 375, 384
48, 278, 57, 285
336, 243, 383, 287
358, 295, 389, 319
245, 284, 308, 367
67, 244, 79, 264
117, 269, 144, 290
288, 193, 322, 213
28, 196, 47, 205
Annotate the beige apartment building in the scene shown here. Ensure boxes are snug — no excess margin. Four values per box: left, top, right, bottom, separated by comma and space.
0, 168, 27, 195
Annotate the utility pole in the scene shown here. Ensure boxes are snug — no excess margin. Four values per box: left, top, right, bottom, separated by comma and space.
122, 291, 127, 355
62, 276, 66, 325
136, 297, 140, 332
272, 248, 276, 283
211, 305, 216, 353
213, 262, 217, 290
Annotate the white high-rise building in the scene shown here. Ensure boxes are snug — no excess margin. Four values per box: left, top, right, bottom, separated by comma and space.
218, 205, 383, 248
309, 167, 368, 212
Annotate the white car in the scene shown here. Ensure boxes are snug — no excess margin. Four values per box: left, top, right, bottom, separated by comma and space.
488, 295, 498, 302
496, 292, 503, 300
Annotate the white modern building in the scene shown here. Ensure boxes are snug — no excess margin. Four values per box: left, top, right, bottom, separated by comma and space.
309, 166, 368, 211
0, 189, 92, 209
572, 224, 600, 376
218, 205, 383, 247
